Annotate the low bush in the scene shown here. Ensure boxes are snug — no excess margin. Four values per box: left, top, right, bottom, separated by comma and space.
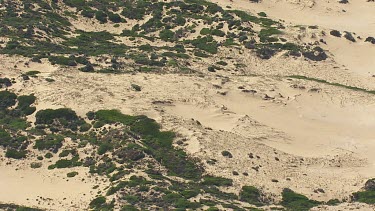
281, 188, 321, 211
35, 108, 82, 130
30, 162, 42, 168
95, 10, 108, 23
34, 134, 64, 151
0, 91, 17, 109
67, 171, 79, 177
0, 78, 12, 88
239, 186, 263, 206
330, 30, 341, 37
201, 176, 233, 186
89, 196, 107, 208
221, 150, 233, 158
5, 149, 27, 159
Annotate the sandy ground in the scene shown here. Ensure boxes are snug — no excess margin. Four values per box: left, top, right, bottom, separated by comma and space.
212, 0, 375, 81
213, 0, 375, 36
0, 149, 108, 210
1, 59, 374, 208
1, 0, 375, 210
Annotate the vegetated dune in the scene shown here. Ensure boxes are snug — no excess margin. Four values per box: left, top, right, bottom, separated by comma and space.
0, 0, 375, 210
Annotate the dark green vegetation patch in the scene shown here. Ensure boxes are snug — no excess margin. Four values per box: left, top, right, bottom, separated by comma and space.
0, 0, 324, 73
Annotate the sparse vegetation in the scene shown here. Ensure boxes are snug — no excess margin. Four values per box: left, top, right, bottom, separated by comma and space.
289, 75, 375, 95
0, 0, 365, 210
281, 188, 321, 211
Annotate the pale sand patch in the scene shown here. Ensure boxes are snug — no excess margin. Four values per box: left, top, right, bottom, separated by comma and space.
212, 0, 375, 36
0, 162, 100, 210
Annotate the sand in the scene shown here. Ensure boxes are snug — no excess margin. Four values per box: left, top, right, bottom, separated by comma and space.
1, 0, 375, 210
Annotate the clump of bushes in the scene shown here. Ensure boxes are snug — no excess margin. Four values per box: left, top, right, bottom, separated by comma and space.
281, 188, 321, 211
49, 156, 82, 169
256, 47, 276, 59
0, 78, 12, 88
330, 30, 341, 37
0, 91, 17, 109
302, 47, 327, 61
200, 28, 225, 37
5, 149, 27, 159
201, 176, 233, 186
352, 178, 375, 204
221, 150, 233, 158
67, 171, 79, 177
131, 84, 141, 91
35, 108, 85, 130
344, 32, 356, 42
34, 134, 64, 151
189, 36, 218, 54
159, 29, 176, 42
16, 95, 36, 116
89, 196, 114, 210
95, 10, 108, 23
239, 186, 263, 206
31, 162, 42, 168
365, 37, 375, 44
36, 108, 79, 124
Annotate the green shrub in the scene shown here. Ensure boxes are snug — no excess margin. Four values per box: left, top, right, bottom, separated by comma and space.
216, 61, 228, 66
95, 10, 108, 23
0, 129, 12, 147
160, 29, 175, 42
221, 150, 232, 158
258, 12, 267, 17
17, 95, 36, 108
208, 66, 215, 72
35, 108, 80, 125
190, 36, 218, 54
352, 190, 375, 204
25, 71, 40, 76
194, 51, 209, 58
239, 186, 263, 206
326, 199, 340, 206
30, 162, 42, 168
79, 123, 91, 132
138, 44, 153, 52
45, 78, 55, 83
45, 152, 53, 158
131, 84, 141, 91
201, 176, 233, 186
123, 195, 139, 205
200, 28, 211, 35
6, 149, 27, 159
108, 12, 122, 23
259, 28, 282, 39
121, 205, 139, 211
89, 196, 106, 208
81, 9, 95, 18
0, 91, 17, 109
67, 171, 79, 177
34, 134, 64, 151
59, 149, 74, 157
63, 0, 86, 7
211, 29, 225, 37
93, 121, 105, 128
98, 142, 113, 155
16, 95, 36, 115
0, 77, 12, 87
48, 56, 77, 66
54, 156, 81, 168
281, 188, 321, 211
94, 110, 136, 125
